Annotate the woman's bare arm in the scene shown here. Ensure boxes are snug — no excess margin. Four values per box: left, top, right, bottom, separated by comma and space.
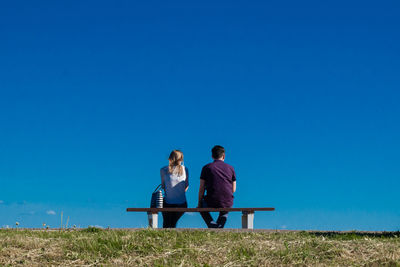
160, 169, 165, 189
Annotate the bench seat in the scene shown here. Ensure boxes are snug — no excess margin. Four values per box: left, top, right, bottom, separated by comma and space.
126, 207, 275, 229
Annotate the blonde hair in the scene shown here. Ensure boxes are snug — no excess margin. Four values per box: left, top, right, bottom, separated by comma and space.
168, 150, 184, 176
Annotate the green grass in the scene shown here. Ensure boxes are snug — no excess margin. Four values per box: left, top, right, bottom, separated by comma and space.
0, 229, 399, 266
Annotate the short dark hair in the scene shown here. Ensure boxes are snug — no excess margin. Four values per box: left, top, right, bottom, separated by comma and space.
212, 145, 225, 159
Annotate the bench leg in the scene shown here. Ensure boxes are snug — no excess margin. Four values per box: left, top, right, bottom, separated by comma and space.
147, 212, 158, 228
242, 211, 254, 229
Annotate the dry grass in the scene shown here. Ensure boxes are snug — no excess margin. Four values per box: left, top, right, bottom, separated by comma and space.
0, 228, 399, 266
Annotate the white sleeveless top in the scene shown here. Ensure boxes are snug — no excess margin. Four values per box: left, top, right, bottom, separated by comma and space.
160, 165, 189, 204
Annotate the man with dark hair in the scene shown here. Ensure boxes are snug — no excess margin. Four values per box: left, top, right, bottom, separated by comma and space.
198, 145, 236, 228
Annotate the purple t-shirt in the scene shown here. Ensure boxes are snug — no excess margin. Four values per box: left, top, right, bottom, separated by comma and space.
200, 160, 236, 208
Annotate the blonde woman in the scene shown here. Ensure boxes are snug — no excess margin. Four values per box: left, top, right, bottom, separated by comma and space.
160, 150, 189, 228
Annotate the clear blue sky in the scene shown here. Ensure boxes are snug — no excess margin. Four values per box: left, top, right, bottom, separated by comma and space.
1, 0, 399, 230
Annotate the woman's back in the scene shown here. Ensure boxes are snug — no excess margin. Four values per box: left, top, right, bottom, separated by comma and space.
161, 166, 189, 204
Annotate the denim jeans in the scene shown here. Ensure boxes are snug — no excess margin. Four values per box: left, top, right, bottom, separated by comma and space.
200, 199, 229, 228
162, 201, 187, 228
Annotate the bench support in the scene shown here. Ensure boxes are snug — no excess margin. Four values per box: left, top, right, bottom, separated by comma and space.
147, 212, 158, 228
241, 211, 254, 229
129, 208, 274, 229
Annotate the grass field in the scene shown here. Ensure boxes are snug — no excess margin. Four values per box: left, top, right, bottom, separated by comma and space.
0, 228, 399, 266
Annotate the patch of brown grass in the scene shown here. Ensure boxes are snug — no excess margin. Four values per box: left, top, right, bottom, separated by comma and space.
0, 229, 399, 266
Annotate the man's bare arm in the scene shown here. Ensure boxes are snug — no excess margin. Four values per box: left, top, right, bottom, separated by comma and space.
197, 179, 205, 207
232, 181, 236, 193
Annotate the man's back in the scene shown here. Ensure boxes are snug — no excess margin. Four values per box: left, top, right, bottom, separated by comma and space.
200, 159, 236, 208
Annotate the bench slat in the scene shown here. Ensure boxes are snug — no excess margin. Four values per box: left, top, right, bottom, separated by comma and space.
127, 207, 275, 212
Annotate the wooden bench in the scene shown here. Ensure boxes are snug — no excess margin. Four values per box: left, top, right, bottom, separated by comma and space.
126, 207, 275, 229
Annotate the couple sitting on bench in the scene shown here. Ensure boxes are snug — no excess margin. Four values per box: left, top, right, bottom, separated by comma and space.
161, 145, 237, 228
